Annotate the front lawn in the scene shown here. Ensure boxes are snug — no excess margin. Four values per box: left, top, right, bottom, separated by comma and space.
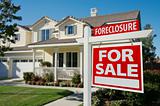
0, 86, 73, 106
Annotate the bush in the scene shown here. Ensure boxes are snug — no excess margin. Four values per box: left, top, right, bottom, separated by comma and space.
72, 73, 81, 85
43, 72, 54, 82
144, 71, 160, 84
23, 72, 34, 83
32, 75, 43, 82
40, 61, 52, 67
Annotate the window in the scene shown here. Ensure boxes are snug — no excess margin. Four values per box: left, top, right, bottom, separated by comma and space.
57, 53, 64, 67
41, 29, 50, 41
66, 52, 78, 67
13, 60, 20, 62
65, 25, 77, 35
21, 59, 28, 62
15, 34, 20, 41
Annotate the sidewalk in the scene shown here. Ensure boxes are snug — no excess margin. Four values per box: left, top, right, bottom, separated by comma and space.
44, 93, 83, 106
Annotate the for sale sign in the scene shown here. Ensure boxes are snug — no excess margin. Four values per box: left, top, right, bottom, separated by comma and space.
93, 20, 140, 36
92, 42, 143, 93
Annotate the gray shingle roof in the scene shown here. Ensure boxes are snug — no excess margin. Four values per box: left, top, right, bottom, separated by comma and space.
28, 38, 77, 46
12, 46, 32, 51
18, 25, 32, 31
81, 10, 140, 27
55, 10, 140, 27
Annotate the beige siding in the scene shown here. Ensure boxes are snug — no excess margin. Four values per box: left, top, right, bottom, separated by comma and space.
10, 27, 28, 47
31, 19, 57, 42
58, 19, 84, 39
44, 48, 54, 65
26, 31, 32, 44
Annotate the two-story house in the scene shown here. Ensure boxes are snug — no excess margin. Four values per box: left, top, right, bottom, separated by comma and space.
0, 9, 140, 80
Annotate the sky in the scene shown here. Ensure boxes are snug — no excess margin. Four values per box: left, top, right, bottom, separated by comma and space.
13, 0, 160, 56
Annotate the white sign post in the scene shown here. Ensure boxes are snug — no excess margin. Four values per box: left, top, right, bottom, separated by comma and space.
83, 26, 92, 106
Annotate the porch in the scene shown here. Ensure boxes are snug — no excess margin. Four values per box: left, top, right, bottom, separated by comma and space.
32, 45, 83, 81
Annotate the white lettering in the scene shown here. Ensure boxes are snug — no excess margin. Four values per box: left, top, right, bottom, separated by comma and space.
128, 64, 138, 77
96, 63, 104, 74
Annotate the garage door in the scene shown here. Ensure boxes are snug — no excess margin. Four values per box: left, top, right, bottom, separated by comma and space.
0, 59, 8, 78
12, 59, 41, 78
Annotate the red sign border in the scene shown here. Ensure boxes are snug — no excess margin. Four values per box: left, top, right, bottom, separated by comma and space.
92, 42, 144, 93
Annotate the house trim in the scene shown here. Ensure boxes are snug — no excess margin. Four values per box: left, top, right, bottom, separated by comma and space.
28, 43, 82, 48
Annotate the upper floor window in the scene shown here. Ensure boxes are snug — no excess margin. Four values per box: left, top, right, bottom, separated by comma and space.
15, 34, 20, 41
41, 29, 50, 41
65, 25, 77, 35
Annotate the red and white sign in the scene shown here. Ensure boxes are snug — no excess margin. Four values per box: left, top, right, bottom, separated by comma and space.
92, 42, 143, 93
93, 20, 140, 36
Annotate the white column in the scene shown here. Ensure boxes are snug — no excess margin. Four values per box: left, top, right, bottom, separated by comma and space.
63, 52, 66, 68
54, 49, 58, 82
80, 47, 83, 82
33, 49, 36, 73
83, 26, 92, 106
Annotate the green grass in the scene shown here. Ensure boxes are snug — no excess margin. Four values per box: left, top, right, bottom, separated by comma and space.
0, 86, 73, 106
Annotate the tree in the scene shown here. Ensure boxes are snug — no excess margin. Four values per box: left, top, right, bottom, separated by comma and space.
140, 24, 156, 63
0, 0, 21, 56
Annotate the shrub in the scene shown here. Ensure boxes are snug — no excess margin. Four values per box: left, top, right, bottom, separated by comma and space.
144, 71, 160, 84
43, 72, 54, 82
59, 81, 67, 87
23, 72, 34, 83
72, 73, 81, 85
40, 61, 52, 67
32, 75, 42, 82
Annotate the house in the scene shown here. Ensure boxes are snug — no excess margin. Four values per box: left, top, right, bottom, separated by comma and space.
0, 9, 140, 81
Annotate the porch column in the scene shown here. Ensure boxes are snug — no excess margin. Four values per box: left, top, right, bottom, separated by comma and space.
80, 47, 83, 82
32, 49, 36, 73
63, 52, 66, 68
54, 49, 58, 82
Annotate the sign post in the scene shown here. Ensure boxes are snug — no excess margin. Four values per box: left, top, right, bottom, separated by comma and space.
83, 26, 92, 106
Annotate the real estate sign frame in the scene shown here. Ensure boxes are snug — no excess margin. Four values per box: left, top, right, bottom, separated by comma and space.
92, 42, 144, 93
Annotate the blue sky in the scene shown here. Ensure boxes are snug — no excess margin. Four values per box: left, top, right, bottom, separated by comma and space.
13, 0, 160, 56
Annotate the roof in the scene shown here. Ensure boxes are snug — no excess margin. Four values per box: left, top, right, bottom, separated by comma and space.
55, 16, 85, 26
18, 25, 32, 31
56, 10, 140, 27
28, 38, 77, 46
81, 10, 140, 27
31, 16, 58, 28
12, 46, 32, 51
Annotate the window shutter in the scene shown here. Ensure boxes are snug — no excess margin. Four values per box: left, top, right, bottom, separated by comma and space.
49, 28, 54, 38
39, 30, 42, 41
65, 26, 68, 35
74, 25, 77, 35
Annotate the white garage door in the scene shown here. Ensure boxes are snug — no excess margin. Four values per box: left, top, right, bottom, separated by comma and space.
12, 59, 41, 78
0, 59, 8, 78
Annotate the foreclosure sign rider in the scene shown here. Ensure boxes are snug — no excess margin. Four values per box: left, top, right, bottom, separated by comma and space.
93, 20, 140, 36
92, 42, 143, 93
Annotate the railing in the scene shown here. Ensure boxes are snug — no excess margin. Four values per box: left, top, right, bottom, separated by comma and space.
34, 67, 80, 80
57, 67, 80, 80
34, 67, 54, 77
